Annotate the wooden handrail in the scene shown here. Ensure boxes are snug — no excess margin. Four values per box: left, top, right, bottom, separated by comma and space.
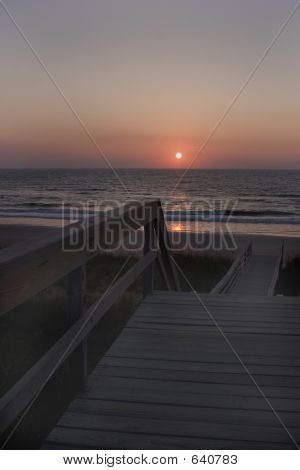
267, 243, 284, 296
0, 199, 179, 437
155, 201, 180, 291
210, 242, 252, 294
0, 200, 159, 316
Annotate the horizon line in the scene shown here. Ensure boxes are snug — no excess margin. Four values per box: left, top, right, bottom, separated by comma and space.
0, 167, 300, 171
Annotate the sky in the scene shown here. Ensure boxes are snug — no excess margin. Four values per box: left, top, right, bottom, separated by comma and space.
0, 0, 299, 169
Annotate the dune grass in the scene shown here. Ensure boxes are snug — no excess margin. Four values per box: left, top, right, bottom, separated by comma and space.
276, 257, 300, 296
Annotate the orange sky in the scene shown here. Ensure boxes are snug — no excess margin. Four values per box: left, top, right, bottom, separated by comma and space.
0, 0, 299, 168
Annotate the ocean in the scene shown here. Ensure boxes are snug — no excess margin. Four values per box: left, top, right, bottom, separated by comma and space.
0, 169, 299, 236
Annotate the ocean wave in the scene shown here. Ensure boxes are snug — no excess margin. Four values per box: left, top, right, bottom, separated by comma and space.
166, 209, 297, 217
166, 214, 300, 225
21, 202, 61, 208
0, 208, 78, 219
1, 207, 300, 225
273, 194, 300, 198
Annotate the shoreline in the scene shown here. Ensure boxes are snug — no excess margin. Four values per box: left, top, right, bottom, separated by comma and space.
1, 220, 299, 261
1, 216, 300, 235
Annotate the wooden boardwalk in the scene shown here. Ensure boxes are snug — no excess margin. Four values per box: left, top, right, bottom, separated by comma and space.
44, 291, 300, 450
227, 255, 279, 295
1, 200, 299, 450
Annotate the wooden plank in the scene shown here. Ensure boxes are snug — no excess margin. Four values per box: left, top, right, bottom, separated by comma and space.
112, 346, 300, 366
103, 355, 300, 377
126, 322, 300, 336
134, 311, 300, 322
124, 319, 300, 337
107, 345, 299, 364
87, 374, 300, 399
100, 358, 300, 387
128, 314, 300, 328
106, 342, 300, 371
43, 427, 292, 450
111, 338, 300, 359
132, 314, 300, 327
143, 300, 300, 313
107, 330, 300, 353
94, 363, 300, 386
68, 397, 300, 429
135, 312, 300, 323
109, 346, 300, 366
139, 300, 300, 314
113, 330, 300, 356
101, 345, 300, 366
101, 335, 300, 362
120, 322, 300, 341
146, 292, 300, 305
55, 412, 299, 445
144, 302, 300, 315
82, 383, 300, 412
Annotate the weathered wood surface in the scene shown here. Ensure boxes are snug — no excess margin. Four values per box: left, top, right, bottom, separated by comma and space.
0, 250, 157, 435
0, 199, 183, 441
268, 245, 284, 296
226, 255, 280, 296
44, 291, 300, 450
211, 243, 252, 294
0, 200, 159, 316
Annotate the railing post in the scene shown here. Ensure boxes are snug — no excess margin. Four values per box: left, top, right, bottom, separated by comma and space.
143, 221, 154, 297
67, 264, 88, 392
156, 203, 180, 291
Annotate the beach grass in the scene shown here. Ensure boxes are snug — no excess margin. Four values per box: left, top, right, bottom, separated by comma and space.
276, 257, 300, 296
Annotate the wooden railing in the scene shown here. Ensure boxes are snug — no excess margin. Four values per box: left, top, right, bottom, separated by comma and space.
210, 242, 252, 294
267, 243, 284, 296
0, 200, 179, 437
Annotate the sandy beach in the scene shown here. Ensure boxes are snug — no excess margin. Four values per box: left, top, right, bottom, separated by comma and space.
1, 219, 300, 263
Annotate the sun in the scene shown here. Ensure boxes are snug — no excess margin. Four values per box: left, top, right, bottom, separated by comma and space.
175, 152, 183, 160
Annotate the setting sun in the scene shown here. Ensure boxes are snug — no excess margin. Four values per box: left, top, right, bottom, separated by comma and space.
175, 152, 183, 160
